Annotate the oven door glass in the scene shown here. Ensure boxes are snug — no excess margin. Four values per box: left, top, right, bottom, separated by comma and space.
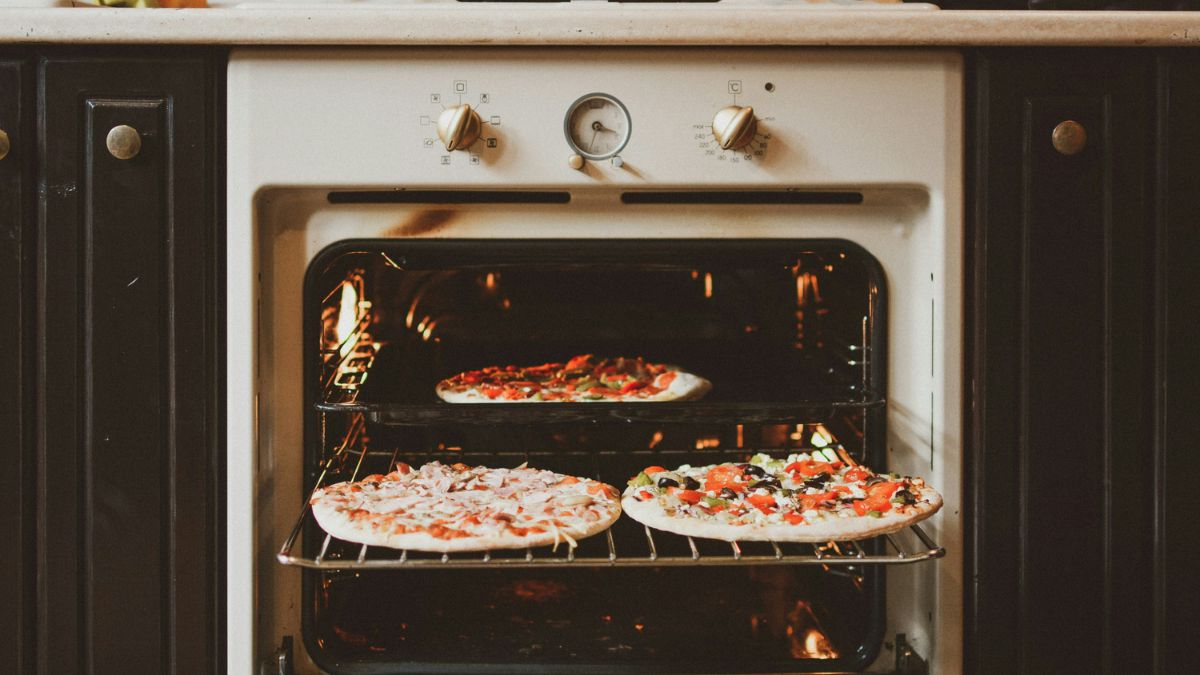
300, 239, 890, 673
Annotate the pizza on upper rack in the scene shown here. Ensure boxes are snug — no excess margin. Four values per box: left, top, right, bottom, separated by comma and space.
435, 354, 711, 403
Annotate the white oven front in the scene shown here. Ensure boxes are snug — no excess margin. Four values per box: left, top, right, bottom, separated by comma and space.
226, 47, 962, 674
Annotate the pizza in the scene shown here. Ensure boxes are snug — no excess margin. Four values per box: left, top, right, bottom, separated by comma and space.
435, 354, 711, 403
621, 452, 941, 543
310, 461, 622, 553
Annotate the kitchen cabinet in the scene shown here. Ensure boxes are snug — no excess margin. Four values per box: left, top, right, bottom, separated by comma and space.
968, 49, 1199, 675
0, 51, 34, 675
35, 50, 223, 675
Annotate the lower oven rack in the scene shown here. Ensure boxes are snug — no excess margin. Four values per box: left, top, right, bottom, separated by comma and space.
278, 508, 943, 570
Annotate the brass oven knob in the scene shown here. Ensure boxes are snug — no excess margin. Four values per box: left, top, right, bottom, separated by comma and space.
0, 129, 10, 161
712, 105, 757, 151
436, 104, 483, 152
1052, 120, 1087, 156
106, 124, 142, 160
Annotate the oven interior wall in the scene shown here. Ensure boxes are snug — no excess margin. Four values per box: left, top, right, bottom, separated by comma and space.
301, 240, 891, 673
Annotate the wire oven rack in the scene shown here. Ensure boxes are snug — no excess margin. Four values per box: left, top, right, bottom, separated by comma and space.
278, 442, 944, 571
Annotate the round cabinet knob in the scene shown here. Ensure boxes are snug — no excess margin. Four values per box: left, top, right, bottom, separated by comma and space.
106, 125, 142, 160
0, 129, 10, 161
1052, 120, 1087, 156
712, 105, 757, 151
436, 104, 483, 152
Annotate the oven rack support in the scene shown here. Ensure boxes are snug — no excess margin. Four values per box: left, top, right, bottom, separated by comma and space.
277, 503, 943, 570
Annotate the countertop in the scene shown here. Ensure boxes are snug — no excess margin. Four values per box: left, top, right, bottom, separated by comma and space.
2, 6, 1200, 47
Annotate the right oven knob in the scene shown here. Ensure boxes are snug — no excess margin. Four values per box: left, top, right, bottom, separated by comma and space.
711, 105, 758, 151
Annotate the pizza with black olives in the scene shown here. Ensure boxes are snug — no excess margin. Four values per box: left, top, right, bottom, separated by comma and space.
435, 354, 711, 403
621, 452, 941, 542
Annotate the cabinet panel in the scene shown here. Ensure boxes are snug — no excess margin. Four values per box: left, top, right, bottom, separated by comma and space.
1154, 51, 1200, 675
38, 52, 218, 675
969, 49, 1155, 674
0, 53, 34, 675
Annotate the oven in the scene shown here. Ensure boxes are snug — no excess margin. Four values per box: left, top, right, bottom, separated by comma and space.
226, 47, 962, 673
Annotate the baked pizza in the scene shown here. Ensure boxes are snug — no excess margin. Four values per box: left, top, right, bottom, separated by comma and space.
435, 354, 711, 403
621, 452, 941, 543
310, 461, 622, 553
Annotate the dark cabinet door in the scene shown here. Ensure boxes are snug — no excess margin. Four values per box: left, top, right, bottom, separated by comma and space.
37, 51, 220, 675
968, 49, 1158, 674
0, 52, 35, 675
1152, 51, 1200, 675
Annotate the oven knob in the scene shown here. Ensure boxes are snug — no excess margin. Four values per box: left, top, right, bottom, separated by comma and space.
711, 105, 757, 151
436, 104, 483, 151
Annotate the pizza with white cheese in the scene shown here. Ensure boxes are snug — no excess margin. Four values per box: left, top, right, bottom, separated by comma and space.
621, 452, 941, 543
310, 461, 623, 553
435, 354, 711, 403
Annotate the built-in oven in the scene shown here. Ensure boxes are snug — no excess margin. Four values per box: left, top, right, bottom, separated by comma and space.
226, 48, 962, 673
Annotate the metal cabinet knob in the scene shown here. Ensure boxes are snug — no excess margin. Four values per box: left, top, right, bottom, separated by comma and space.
1052, 120, 1087, 156
0, 129, 10, 161
106, 124, 142, 160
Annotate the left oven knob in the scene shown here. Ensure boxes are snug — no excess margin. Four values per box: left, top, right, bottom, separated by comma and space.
436, 104, 483, 151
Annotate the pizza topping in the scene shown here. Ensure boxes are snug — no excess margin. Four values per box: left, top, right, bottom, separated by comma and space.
621, 451, 938, 530
439, 355, 700, 403
310, 462, 621, 549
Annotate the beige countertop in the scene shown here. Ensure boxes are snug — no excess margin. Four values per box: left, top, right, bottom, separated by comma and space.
2, 7, 1200, 47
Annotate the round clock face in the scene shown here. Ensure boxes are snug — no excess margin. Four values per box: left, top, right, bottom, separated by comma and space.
564, 93, 631, 160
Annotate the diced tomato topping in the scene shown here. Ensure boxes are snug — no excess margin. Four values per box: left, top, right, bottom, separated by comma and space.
589, 483, 619, 498
674, 489, 705, 505
830, 485, 851, 494
588, 386, 622, 398
844, 467, 871, 483
638, 490, 655, 501
501, 388, 528, 400
704, 465, 747, 493
558, 476, 580, 485
786, 460, 844, 478
852, 495, 893, 516
654, 371, 677, 389
620, 380, 646, 394
643, 466, 666, 475
866, 481, 903, 500
482, 384, 503, 399
747, 493, 777, 514
784, 512, 805, 525
799, 492, 840, 511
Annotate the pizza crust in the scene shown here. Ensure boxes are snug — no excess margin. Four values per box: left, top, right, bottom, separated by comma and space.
622, 487, 941, 543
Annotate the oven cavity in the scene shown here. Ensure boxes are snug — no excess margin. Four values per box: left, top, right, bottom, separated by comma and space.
283, 239, 942, 673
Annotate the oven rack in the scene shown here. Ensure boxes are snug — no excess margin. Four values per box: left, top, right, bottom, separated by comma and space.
280, 441, 943, 571
317, 397, 887, 426
278, 508, 943, 571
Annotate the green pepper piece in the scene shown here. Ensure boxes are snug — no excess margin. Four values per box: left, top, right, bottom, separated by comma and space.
627, 472, 653, 488
867, 510, 883, 518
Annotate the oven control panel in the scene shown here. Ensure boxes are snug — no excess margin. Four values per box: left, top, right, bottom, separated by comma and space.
230, 48, 960, 188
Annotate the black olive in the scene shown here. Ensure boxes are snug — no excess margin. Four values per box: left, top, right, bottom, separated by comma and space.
720, 488, 739, 500
683, 476, 701, 491
840, 498, 857, 505
657, 477, 680, 489
865, 474, 887, 486
803, 472, 832, 489
751, 477, 781, 490
892, 488, 916, 505
742, 464, 766, 478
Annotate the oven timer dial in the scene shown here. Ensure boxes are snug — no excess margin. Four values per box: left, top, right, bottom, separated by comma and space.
712, 105, 758, 151
436, 103, 483, 151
